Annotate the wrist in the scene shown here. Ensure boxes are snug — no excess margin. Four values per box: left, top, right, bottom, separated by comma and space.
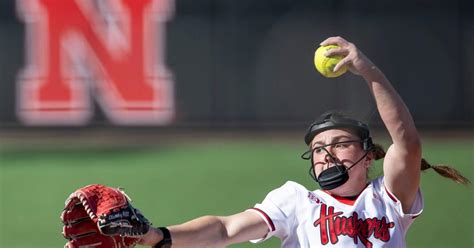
139, 227, 163, 246
360, 65, 385, 82
154, 227, 172, 248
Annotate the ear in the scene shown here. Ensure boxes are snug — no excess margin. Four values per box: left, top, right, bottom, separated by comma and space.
364, 152, 374, 168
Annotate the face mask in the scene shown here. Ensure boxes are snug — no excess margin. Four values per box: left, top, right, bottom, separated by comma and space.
316, 164, 349, 190
309, 145, 369, 190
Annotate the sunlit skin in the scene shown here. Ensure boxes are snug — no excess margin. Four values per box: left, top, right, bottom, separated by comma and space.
310, 128, 374, 197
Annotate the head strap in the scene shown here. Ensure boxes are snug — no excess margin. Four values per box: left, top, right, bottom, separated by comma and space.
304, 111, 371, 146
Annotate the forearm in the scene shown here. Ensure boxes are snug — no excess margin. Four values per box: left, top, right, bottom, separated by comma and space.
169, 216, 229, 248
142, 216, 228, 248
360, 63, 420, 148
141, 211, 268, 248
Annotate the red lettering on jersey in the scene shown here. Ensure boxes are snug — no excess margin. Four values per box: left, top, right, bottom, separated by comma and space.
16, 0, 174, 125
313, 204, 343, 244
314, 204, 395, 247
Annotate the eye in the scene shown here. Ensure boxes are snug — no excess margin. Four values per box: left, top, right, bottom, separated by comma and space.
334, 143, 342, 148
314, 147, 324, 154
334, 143, 349, 149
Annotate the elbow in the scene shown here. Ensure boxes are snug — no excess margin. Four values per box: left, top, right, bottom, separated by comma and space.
394, 128, 422, 158
405, 133, 422, 157
395, 122, 421, 153
213, 216, 232, 247
392, 121, 421, 152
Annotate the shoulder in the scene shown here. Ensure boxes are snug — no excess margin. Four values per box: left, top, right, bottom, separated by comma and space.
370, 176, 385, 190
369, 176, 424, 224
369, 176, 393, 200
280, 181, 308, 190
272, 181, 309, 195
264, 181, 311, 204
370, 175, 407, 197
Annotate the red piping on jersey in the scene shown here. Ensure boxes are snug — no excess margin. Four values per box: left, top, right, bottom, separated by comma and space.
383, 184, 398, 203
384, 184, 422, 218
412, 214, 420, 219
250, 208, 275, 232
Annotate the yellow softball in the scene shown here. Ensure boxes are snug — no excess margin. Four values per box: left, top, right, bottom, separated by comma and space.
314, 45, 348, 78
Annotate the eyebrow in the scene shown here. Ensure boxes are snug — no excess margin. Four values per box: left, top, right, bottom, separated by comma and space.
311, 135, 357, 148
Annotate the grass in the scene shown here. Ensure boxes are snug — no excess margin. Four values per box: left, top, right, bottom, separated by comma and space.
0, 137, 472, 248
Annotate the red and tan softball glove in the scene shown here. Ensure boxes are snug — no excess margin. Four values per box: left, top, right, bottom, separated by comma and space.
60, 184, 151, 248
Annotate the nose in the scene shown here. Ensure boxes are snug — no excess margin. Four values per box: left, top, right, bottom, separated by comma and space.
324, 153, 332, 163
324, 151, 338, 164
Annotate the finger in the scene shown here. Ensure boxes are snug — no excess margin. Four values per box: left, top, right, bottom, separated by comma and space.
320, 36, 349, 47
324, 47, 348, 57
333, 56, 352, 72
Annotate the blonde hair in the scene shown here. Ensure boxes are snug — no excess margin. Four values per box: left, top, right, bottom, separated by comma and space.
372, 144, 471, 185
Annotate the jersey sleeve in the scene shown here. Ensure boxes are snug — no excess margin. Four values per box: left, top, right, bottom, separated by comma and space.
245, 181, 300, 243
374, 176, 424, 230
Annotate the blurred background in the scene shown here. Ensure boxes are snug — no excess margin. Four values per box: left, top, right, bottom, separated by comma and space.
0, 0, 472, 247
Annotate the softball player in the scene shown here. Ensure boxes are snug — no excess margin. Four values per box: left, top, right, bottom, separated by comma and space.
138, 36, 469, 248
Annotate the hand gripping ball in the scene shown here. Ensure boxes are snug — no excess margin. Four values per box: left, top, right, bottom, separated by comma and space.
314, 45, 348, 78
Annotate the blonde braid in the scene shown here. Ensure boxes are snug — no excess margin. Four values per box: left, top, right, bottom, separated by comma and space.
372, 143, 470, 185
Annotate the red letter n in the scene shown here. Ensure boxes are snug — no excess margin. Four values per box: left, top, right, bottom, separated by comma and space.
16, 0, 174, 125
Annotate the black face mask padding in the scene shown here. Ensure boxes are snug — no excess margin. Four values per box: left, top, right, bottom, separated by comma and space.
317, 165, 349, 190
309, 146, 370, 190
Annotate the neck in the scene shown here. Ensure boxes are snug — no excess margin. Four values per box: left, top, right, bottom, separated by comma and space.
325, 179, 368, 197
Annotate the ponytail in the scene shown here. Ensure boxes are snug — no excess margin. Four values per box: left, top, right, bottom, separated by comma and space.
372, 144, 471, 186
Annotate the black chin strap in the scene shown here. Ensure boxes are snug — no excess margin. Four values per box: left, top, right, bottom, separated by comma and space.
340, 150, 370, 172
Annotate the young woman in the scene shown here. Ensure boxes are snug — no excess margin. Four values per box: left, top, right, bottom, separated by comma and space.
138, 36, 469, 248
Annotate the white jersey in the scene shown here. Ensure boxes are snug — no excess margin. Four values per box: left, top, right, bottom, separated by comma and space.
247, 176, 423, 248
